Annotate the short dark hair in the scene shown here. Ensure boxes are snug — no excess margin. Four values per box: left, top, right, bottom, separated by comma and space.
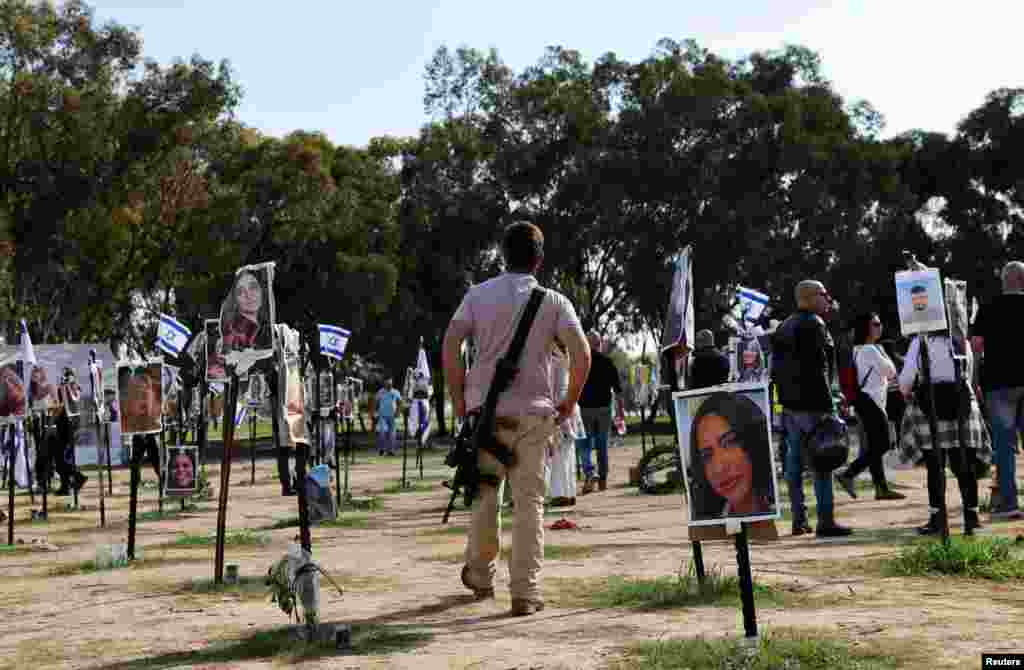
910, 285, 927, 295
502, 222, 544, 272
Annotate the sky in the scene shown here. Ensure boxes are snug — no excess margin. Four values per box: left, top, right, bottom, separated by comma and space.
90, 0, 1024, 149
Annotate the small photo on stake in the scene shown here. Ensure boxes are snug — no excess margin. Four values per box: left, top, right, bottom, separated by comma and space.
165, 444, 199, 497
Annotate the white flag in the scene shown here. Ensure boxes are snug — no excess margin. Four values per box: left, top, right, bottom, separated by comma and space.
19, 319, 36, 366
156, 313, 192, 357
661, 246, 694, 354
318, 324, 351, 360
416, 345, 431, 383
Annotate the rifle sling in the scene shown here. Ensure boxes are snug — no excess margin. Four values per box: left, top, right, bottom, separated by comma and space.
476, 287, 546, 466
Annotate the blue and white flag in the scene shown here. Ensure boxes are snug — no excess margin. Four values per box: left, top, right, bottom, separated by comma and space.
235, 403, 248, 427
735, 286, 770, 326
318, 324, 351, 360
156, 313, 192, 357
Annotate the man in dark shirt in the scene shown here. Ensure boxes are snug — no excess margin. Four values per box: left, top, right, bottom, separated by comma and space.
772, 280, 853, 537
576, 333, 625, 493
971, 261, 1024, 521
688, 329, 729, 388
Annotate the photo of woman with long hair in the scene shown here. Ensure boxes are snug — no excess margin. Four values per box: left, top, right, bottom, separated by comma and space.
205, 320, 227, 383
686, 390, 777, 522
220, 266, 273, 355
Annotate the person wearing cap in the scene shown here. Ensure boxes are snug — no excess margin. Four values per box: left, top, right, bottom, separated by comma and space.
688, 330, 729, 389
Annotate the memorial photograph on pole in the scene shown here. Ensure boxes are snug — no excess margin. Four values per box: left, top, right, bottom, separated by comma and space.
205, 319, 228, 383
220, 262, 276, 362
673, 382, 780, 526
118, 362, 163, 436
895, 268, 947, 336
164, 445, 199, 498
0, 362, 27, 422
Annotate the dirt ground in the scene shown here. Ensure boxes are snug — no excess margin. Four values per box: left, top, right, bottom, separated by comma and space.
1, 433, 1022, 670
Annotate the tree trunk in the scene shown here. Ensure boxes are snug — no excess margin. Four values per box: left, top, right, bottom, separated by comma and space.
431, 341, 448, 437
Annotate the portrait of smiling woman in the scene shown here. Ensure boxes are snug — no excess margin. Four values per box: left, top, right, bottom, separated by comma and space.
685, 390, 777, 523
118, 364, 163, 435
219, 265, 274, 355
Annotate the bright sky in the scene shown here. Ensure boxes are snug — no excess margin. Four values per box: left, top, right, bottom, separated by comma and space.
91, 0, 1024, 149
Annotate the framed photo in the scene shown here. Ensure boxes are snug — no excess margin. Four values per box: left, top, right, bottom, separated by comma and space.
672, 382, 780, 527
895, 269, 947, 336
318, 369, 334, 412
164, 445, 199, 497
0, 362, 27, 423
219, 262, 275, 359
247, 373, 266, 409
118, 361, 163, 435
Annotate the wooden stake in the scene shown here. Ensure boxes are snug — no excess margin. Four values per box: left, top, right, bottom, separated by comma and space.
214, 372, 240, 584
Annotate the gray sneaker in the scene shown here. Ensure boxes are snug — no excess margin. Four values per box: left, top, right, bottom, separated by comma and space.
990, 508, 1023, 522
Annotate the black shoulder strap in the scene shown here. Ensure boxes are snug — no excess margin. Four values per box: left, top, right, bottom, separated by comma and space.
505, 288, 546, 365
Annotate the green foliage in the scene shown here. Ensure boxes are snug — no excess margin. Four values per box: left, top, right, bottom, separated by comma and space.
884, 536, 1024, 581
586, 562, 778, 610
171, 530, 269, 547
616, 629, 908, 670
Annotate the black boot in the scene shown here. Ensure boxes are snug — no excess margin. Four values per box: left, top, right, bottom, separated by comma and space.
816, 510, 853, 537
916, 512, 943, 536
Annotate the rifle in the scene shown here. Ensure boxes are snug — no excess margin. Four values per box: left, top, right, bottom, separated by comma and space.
442, 288, 545, 523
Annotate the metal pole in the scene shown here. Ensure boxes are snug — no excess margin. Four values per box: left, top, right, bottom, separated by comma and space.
127, 436, 141, 560
38, 415, 48, 519
250, 408, 256, 486
295, 443, 312, 554
734, 525, 758, 639
213, 373, 240, 584
401, 409, 409, 489
105, 420, 113, 496
7, 427, 15, 545
691, 540, 706, 584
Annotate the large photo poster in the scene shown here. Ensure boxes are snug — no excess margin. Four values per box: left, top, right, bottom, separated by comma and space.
118, 362, 163, 435
220, 262, 276, 369
673, 382, 780, 527
895, 269, 947, 335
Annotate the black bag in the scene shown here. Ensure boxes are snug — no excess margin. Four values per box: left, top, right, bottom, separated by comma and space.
914, 381, 970, 422
803, 414, 850, 473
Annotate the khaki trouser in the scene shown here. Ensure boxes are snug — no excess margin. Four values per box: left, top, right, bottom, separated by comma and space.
464, 413, 558, 601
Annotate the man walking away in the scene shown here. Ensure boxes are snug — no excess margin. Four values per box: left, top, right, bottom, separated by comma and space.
443, 221, 590, 616
772, 280, 853, 537
971, 261, 1024, 521
576, 333, 625, 494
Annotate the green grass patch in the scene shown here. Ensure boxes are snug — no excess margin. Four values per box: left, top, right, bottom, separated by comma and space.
171, 530, 270, 548
553, 562, 780, 611
48, 559, 107, 577
0, 544, 22, 553
179, 575, 269, 601
262, 514, 370, 531
884, 536, 1024, 581
137, 504, 200, 523
420, 524, 468, 536
379, 479, 434, 494
344, 496, 383, 511
614, 627, 917, 670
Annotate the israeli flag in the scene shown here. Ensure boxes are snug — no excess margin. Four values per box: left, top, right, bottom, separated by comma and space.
235, 403, 248, 427
318, 324, 351, 360
19, 319, 36, 367
156, 313, 192, 357
736, 286, 770, 326
415, 344, 431, 383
